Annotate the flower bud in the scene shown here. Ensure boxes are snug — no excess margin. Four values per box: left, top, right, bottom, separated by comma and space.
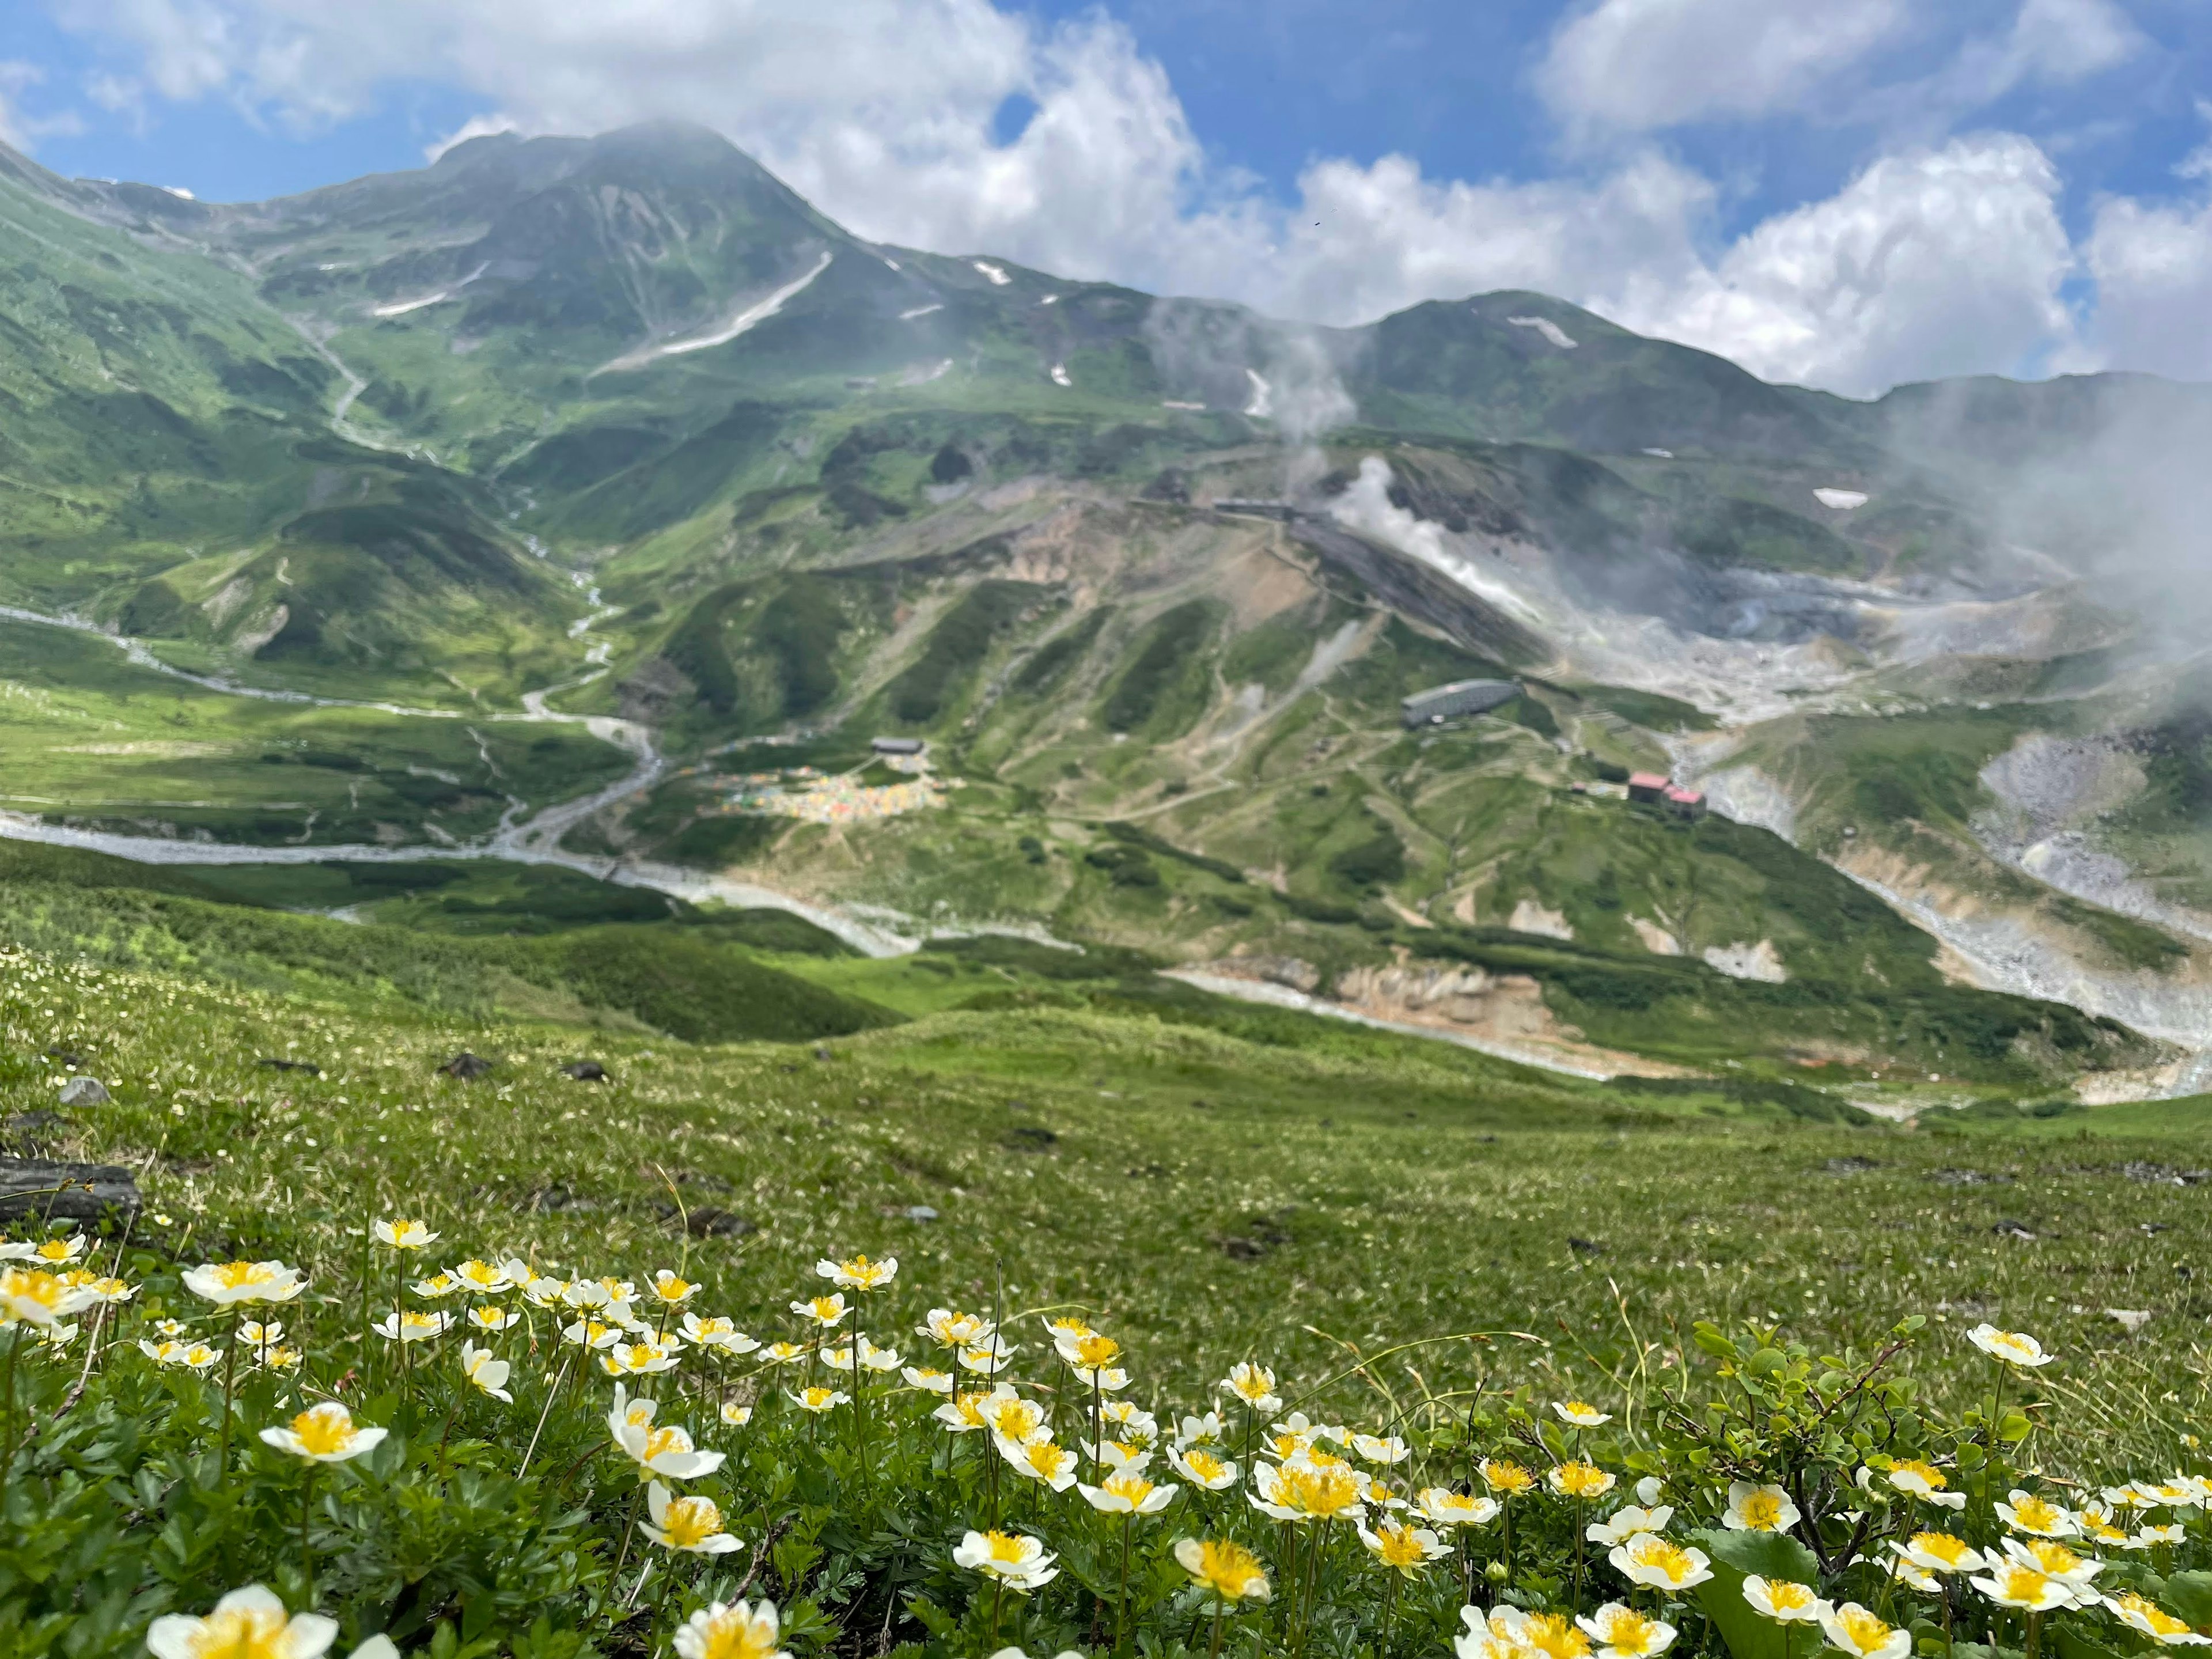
1486, 1559, 1511, 1585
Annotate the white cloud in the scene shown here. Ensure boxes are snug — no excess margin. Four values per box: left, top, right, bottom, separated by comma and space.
1536, 0, 1908, 132
2080, 180, 2212, 381
0, 59, 88, 150
47, 0, 2094, 396
1622, 134, 2078, 393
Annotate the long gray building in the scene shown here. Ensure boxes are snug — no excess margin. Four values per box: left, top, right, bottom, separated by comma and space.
1400, 677, 1520, 727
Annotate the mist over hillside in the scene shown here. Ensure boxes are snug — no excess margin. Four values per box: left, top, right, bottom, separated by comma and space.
2, 118, 2209, 1104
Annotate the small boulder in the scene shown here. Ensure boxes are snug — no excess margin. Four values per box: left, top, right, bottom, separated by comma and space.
562, 1061, 608, 1083
57, 1077, 109, 1107
257, 1058, 322, 1076
439, 1052, 494, 1080
680, 1206, 756, 1238
0, 1156, 139, 1222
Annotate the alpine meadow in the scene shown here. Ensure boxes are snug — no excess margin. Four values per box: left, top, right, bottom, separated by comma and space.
6, 104, 2212, 1659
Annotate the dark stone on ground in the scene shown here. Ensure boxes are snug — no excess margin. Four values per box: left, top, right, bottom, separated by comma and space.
1568, 1236, 1604, 1256
1993, 1219, 2039, 1240
562, 1061, 608, 1082
0, 1156, 140, 1222
666, 1205, 755, 1238
440, 1052, 494, 1080
258, 1058, 322, 1075
1003, 1126, 1058, 1152
57, 1077, 109, 1106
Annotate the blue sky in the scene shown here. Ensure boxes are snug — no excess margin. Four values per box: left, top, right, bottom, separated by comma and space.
5, 0, 2212, 394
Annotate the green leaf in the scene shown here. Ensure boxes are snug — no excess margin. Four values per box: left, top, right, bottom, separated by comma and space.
1688, 1529, 1823, 1659
2162, 1571, 2212, 1632
2052, 1622, 2124, 1659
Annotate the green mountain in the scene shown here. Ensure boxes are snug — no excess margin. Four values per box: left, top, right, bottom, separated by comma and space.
0, 120, 2206, 1104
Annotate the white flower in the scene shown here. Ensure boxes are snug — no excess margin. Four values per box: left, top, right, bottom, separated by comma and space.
1578, 1604, 1676, 1659
452, 1259, 507, 1296
373, 1310, 452, 1343
959, 1343, 1017, 1374
372, 1219, 437, 1250
259, 1402, 387, 1464
461, 1342, 513, 1402
1723, 1482, 1800, 1533
1169, 1446, 1241, 1491
816, 1255, 897, 1291
0, 1267, 100, 1326
182, 1260, 306, 1306
146, 1586, 338, 1659
2107, 1592, 2212, 1646
1418, 1488, 1500, 1529
1968, 1324, 2054, 1368
1358, 1518, 1451, 1575
1820, 1604, 1912, 1659
998, 1435, 1081, 1491
645, 1479, 744, 1554
918, 1308, 995, 1348
953, 1530, 1059, 1590
2002, 1536, 2103, 1586
1972, 1563, 2082, 1612
1078, 1469, 1177, 1514
1611, 1534, 1713, 1592
789, 1386, 850, 1415
140, 1339, 221, 1372
719, 1401, 754, 1427
1998, 1491, 2077, 1538
672, 1600, 789, 1659
1173, 1411, 1225, 1448
465, 1305, 520, 1334
1898, 1533, 1989, 1576
608, 1387, 726, 1480
600, 1339, 681, 1378
1553, 1400, 1613, 1428
1588, 1504, 1671, 1546
903, 1365, 956, 1393
681, 1315, 760, 1355
1743, 1577, 1827, 1623
1351, 1433, 1411, 1465
1887, 1460, 1965, 1509
1219, 1361, 1282, 1414
650, 1270, 700, 1306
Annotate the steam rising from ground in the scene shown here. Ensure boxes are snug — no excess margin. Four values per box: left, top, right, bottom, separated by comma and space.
1325, 459, 1544, 625
1140, 299, 1355, 448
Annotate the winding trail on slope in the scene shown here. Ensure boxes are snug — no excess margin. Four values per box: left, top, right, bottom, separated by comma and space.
0, 600, 919, 957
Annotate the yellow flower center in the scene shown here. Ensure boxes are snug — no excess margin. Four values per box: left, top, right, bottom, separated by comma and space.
1524, 1613, 1592, 1659
1192, 1538, 1266, 1600
1483, 1460, 1535, 1494
1185, 1450, 1228, 1482
662, 1496, 724, 1548
954, 1392, 991, 1426
801, 1387, 838, 1410
1603, 1612, 1661, 1656
2024, 1541, 2082, 1575
1910, 1533, 1971, 1569
1283, 1464, 1363, 1518
1998, 1567, 2050, 1603
1104, 1472, 1153, 1504
2118, 1596, 2191, 1637
1740, 1490, 1785, 1529
657, 1277, 694, 1301
290, 1404, 355, 1456
642, 1426, 692, 1461
182, 1604, 293, 1659
1895, 1460, 1946, 1490
1766, 1582, 1817, 1613
691, 1608, 778, 1659
996, 1401, 1043, 1439
839, 1256, 888, 1287
1025, 1441, 1070, 1478
1556, 1461, 1611, 1499
1635, 1539, 1697, 1583
213, 1261, 275, 1289
1075, 1334, 1122, 1366
807, 1297, 843, 1321
2009, 1497, 2060, 1530
985, 1531, 1029, 1564
1, 1269, 67, 1313
35, 1240, 73, 1261
1836, 1610, 1896, 1656
1374, 1524, 1430, 1568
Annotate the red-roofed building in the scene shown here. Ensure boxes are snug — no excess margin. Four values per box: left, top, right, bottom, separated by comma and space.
1626, 771, 1668, 804
1663, 785, 1706, 820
